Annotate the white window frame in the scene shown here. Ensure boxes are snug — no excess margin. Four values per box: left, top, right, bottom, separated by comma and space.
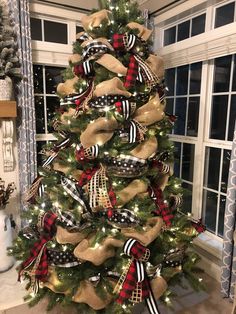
154, 0, 236, 261
30, 3, 86, 144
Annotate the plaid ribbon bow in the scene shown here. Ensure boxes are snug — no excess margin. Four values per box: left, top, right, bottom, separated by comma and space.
149, 186, 174, 226
18, 212, 58, 293
124, 55, 139, 89
75, 143, 99, 163
115, 239, 160, 314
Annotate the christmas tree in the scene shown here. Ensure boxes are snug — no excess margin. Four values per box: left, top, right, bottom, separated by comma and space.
10, 1, 205, 313
0, 1, 21, 81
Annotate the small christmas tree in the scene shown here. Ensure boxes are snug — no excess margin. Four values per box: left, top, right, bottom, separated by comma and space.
10, 1, 205, 313
0, 1, 21, 81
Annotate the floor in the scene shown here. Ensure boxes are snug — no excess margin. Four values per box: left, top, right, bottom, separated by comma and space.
0, 267, 233, 314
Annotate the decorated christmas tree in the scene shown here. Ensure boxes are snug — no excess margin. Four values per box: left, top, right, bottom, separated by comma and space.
10, 1, 205, 313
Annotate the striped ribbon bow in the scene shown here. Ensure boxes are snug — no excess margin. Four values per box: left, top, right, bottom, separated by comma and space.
114, 238, 161, 314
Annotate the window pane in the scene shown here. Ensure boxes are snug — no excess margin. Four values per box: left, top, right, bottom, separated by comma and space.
164, 26, 176, 46
228, 95, 236, 141
165, 68, 175, 96
177, 20, 190, 42
45, 66, 64, 94
191, 14, 206, 37
33, 65, 43, 94
44, 20, 68, 44
190, 62, 202, 94
30, 18, 42, 41
213, 55, 232, 92
176, 65, 189, 95
36, 141, 46, 167
203, 190, 217, 233
46, 97, 60, 133
165, 98, 174, 114
232, 55, 236, 91
174, 142, 181, 177
204, 147, 221, 190
215, 2, 235, 28
221, 149, 231, 193
174, 97, 187, 135
182, 182, 192, 214
218, 195, 226, 237
182, 143, 195, 182
35, 96, 45, 133
187, 97, 199, 137
76, 25, 84, 34
210, 95, 228, 140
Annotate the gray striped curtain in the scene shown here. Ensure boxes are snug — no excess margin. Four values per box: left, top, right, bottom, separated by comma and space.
7, 0, 37, 210
221, 121, 236, 303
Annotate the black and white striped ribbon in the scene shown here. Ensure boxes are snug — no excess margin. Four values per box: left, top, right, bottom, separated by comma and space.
119, 100, 135, 120
42, 137, 71, 168
84, 144, 99, 159
61, 176, 88, 210
129, 120, 138, 143
83, 60, 93, 75
145, 290, 161, 314
161, 163, 170, 174
124, 34, 137, 51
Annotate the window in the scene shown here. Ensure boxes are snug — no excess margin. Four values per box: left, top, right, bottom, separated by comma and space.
214, 1, 236, 28
155, 0, 236, 241
30, 2, 86, 167
164, 13, 206, 46
30, 17, 68, 44
33, 65, 65, 166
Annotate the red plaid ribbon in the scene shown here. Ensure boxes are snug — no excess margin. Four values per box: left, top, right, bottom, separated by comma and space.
149, 186, 174, 226
124, 55, 139, 89
112, 33, 125, 50
19, 212, 57, 284
117, 239, 150, 304
77, 167, 99, 186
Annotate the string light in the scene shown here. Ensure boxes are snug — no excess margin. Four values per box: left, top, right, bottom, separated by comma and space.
102, 227, 106, 232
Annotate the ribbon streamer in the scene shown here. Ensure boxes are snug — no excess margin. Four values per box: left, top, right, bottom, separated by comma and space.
82, 40, 113, 60
149, 186, 174, 226
47, 249, 81, 267
88, 164, 113, 209
18, 212, 58, 293
115, 239, 160, 314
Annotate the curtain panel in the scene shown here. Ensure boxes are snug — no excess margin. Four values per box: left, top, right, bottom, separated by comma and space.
7, 0, 37, 211
221, 121, 236, 302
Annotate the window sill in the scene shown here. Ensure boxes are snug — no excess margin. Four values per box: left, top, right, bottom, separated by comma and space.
193, 231, 223, 260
